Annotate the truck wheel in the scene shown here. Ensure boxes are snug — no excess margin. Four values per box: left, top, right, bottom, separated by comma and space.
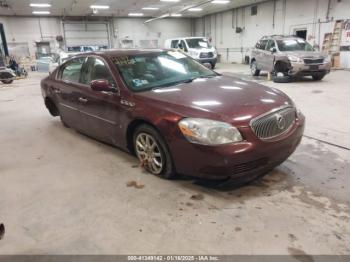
1, 80, 13, 84
211, 62, 216, 69
251, 61, 260, 76
312, 73, 326, 81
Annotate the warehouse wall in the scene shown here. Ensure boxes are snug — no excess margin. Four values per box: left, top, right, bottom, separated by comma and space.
113, 18, 193, 48
0, 16, 193, 57
194, 0, 350, 63
0, 16, 61, 56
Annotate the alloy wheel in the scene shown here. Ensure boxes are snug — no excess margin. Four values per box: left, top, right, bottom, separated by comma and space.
135, 133, 164, 175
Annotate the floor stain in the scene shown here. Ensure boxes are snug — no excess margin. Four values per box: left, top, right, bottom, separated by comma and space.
126, 180, 145, 189
287, 247, 314, 262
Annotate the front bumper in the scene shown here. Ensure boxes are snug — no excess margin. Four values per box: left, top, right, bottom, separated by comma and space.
289, 62, 331, 76
196, 57, 217, 65
168, 114, 305, 180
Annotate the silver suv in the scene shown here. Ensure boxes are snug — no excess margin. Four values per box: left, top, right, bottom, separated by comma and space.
250, 35, 331, 82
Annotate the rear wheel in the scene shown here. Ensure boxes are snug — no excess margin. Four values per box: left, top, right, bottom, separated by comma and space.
312, 73, 326, 81
211, 62, 216, 69
133, 124, 175, 179
251, 60, 260, 76
1, 80, 13, 84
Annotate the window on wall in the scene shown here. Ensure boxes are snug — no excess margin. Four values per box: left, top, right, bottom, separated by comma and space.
251, 5, 257, 16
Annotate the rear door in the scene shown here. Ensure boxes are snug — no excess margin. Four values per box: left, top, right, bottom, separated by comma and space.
78, 56, 122, 145
264, 40, 277, 72
55, 57, 86, 130
254, 39, 268, 70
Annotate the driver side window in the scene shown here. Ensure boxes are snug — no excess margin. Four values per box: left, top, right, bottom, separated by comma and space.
180, 40, 188, 52
80, 57, 116, 89
266, 40, 276, 50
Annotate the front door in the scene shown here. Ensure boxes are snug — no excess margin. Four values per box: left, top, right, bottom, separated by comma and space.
78, 56, 122, 145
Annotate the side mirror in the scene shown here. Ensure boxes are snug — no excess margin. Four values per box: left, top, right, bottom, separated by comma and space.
90, 79, 115, 92
270, 47, 277, 53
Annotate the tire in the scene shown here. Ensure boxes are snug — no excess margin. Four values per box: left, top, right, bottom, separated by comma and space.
1, 80, 13, 84
251, 60, 260, 76
312, 73, 326, 81
211, 63, 216, 69
133, 124, 176, 179
272, 72, 291, 83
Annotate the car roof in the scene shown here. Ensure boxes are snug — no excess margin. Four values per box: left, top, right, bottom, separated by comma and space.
72, 48, 171, 58
167, 37, 206, 41
261, 35, 304, 41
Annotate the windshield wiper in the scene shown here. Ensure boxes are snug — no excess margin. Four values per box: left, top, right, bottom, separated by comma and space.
151, 75, 218, 90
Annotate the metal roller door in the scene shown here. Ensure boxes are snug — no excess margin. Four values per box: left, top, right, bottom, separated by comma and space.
63, 22, 110, 48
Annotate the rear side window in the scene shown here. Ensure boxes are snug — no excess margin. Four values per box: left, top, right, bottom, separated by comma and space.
171, 40, 179, 48
256, 40, 268, 50
59, 57, 85, 83
266, 40, 276, 50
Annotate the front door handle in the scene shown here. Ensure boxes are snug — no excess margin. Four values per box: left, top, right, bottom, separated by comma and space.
78, 97, 88, 103
52, 87, 61, 94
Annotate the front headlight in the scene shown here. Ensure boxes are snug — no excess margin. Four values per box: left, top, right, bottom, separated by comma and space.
324, 55, 331, 63
189, 50, 199, 57
178, 118, 243, 145
287, 55, 303, 63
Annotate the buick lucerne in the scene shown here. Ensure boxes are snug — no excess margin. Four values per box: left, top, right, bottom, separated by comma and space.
41, 49, 305, 181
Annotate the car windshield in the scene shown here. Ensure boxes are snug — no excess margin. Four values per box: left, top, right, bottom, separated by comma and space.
186, 38, 212, 49
112, 51, 217, 92
277, 39, 314, 51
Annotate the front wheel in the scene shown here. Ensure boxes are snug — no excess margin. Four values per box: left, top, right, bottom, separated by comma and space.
272, 72, 291, 83
133, 124, 176, 179
312, 73, 326, 81
1, 80, 13, 84
251, 61, 260, 76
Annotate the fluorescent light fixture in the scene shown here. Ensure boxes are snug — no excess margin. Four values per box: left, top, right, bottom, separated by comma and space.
90, 5, 109, 9
128, 13, 144, 16
32, 10, 50, 14
211, 0, 230, 4
142, 7, 159, 10
160, 0, 180, 2
188, 7, 202, 12
30, 3, 51, 7
171, 13, 182, 17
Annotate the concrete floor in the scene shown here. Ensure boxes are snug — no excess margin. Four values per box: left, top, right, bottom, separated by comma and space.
0, 64, 349, 255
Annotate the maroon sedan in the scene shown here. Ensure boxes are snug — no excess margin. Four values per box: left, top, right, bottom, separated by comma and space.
41, 49, 305, 181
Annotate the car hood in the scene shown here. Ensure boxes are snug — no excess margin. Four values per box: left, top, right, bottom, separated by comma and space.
283, 51, 326, 58
136, 75, 294, 127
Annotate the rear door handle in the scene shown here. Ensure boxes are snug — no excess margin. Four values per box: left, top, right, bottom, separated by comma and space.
78, 97, 88, 103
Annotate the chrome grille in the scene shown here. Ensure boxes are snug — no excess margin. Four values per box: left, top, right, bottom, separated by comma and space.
250, 107, 296, 140
304, 58, 324, 64
200, 52, 214, 58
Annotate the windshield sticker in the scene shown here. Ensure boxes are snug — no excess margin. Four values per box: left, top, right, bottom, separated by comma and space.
112, 56, 135, 65
167, 51, 186, 59
132, 79, 149, 87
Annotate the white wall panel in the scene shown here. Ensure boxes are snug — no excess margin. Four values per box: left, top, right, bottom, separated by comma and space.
194, 0, 350, 63
63, 22, 109, 47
